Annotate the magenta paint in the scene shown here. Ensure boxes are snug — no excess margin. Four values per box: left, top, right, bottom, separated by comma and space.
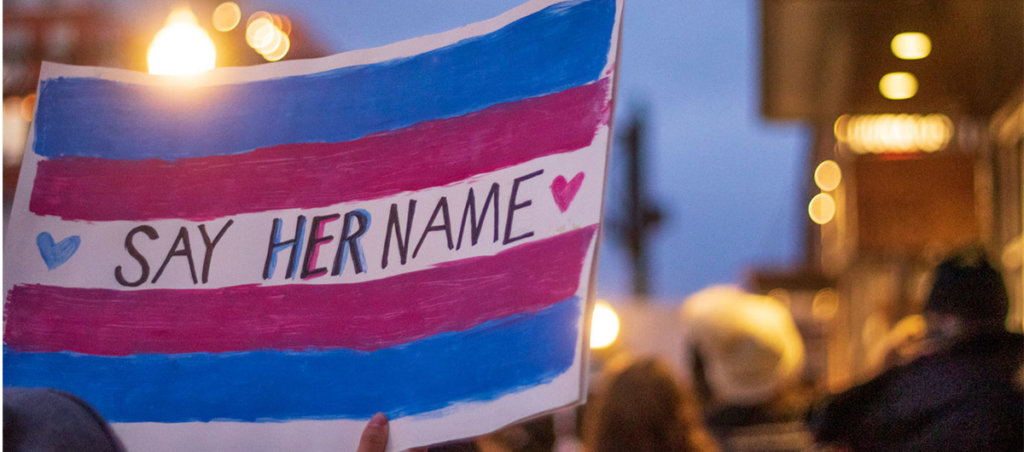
550, 172, 586, 212
4, 225, 597, 355
30, 80, 611, 222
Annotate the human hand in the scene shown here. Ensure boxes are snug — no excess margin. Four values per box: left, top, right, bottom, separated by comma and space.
356, 413, 390, 452
355, 412, 427, 452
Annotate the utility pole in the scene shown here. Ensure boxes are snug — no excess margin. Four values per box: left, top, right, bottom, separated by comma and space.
621, 111, 661, 299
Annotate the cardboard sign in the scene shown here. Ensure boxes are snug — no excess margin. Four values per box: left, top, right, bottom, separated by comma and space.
3, 0, 622, 449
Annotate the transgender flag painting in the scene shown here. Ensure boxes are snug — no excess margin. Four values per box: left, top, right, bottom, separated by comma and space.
2, 0, 622, 450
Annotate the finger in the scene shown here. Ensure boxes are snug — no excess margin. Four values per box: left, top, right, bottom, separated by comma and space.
356, 412, 389, 452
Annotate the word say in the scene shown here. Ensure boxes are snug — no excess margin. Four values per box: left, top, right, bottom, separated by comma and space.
114, 220, 234, 287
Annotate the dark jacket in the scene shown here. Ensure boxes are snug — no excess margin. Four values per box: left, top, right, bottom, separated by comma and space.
812, 331, 1023, 452
706, 402, 816, 452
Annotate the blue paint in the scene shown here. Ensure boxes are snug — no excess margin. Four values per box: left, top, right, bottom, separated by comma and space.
334, 209, 371, 276
264, 216, 307, 280
35, 232, 81, 270
3, 297, 580, 423
33, 0, 614, 161
290, 216, 307, 280
265, 218, 284, 279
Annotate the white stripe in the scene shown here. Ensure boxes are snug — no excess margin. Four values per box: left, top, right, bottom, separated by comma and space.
6, 131, 606, 290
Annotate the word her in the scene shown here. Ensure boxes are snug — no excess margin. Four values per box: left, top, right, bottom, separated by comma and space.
263, 169, 543, 280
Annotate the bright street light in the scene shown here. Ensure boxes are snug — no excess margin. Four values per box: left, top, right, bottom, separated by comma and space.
148, 7, 216, 75
590, 300, 620, 350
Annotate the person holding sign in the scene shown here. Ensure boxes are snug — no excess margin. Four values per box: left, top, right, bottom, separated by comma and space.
4, 395, 415, 452
2, 0, 623, 449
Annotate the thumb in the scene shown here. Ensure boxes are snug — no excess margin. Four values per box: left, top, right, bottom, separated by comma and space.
356, 412, 389, 452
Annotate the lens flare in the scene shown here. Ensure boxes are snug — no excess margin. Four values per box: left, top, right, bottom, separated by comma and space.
147, 7, 216, 75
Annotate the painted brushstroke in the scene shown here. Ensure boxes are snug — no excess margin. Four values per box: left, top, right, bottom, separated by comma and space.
32, 0, 614, 161
30, 80, 610, 222
3, 296, 580, 423
4, 225, 596, 355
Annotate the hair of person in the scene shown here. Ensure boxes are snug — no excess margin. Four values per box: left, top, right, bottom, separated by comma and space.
925, 244, 1010, 329
585, 357, 718, 452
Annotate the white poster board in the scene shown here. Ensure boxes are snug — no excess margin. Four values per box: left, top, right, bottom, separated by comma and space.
3, 0, 623, 449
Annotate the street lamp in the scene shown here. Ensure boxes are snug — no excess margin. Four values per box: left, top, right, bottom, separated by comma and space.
590, 301, 620, 350
147, 7, 216, 75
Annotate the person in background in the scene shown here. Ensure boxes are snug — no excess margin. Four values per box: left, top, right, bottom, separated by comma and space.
812, 246, 1024, 451
584, 356, 719, 452
4, 387, 126, 452
3, 390, 416, 452
473, 415, 555, 452
680, 286, 816, 452
362, 413, 557, 452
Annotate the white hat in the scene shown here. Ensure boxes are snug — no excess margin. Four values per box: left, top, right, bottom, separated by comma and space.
680, 285, 805, 406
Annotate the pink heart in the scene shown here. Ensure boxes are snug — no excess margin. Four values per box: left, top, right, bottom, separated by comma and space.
550, 172, 585, 212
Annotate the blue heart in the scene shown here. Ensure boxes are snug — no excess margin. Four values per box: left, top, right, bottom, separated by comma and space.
37, 232, 81, 270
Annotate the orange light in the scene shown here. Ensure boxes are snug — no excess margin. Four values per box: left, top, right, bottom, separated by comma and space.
212, 2, 242, 32
147, 7, 216, 75
262, 33, 291, 62
808, 193, 836, 225
834, 114, 953, 154
590, 301, 620, 349
812, 288, 840, 321
20, 94, 36, 122
246, 11, 291, 61
246, 17, 277, 51
814, 160, 841, 192
879, 72, 918, 100
891, 32, 931, 60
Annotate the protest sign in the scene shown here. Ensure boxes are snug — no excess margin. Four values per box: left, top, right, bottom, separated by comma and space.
3, 0, 622, 449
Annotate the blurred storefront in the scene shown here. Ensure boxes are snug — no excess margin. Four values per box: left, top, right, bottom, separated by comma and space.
758, 0, 1023, 389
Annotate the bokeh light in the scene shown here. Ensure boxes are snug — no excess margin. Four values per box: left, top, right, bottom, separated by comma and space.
814, 160, 841, 192
19, 94, 36, 122
879, 72, 918, 100
246, 16, 276, 50
4, 96, 29, 166
246, 11, 291, 61
808, 193, 836, 225
590, 301, 620, 350
834, 113, 953, 154
812, 288, 840, 322
212, 2, 242, 32
262, 33, 291, 62
891, 32, 931, 60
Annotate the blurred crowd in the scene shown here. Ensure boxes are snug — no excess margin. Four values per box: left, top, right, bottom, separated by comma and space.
5, 246, 1023, 451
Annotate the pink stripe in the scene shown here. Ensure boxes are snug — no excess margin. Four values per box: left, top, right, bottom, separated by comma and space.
4, 225, 597, 355
29, 80, 611, 222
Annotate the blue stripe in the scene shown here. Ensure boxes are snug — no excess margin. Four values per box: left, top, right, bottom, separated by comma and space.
3, 297, 580, 423
33, 0, 614, 161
